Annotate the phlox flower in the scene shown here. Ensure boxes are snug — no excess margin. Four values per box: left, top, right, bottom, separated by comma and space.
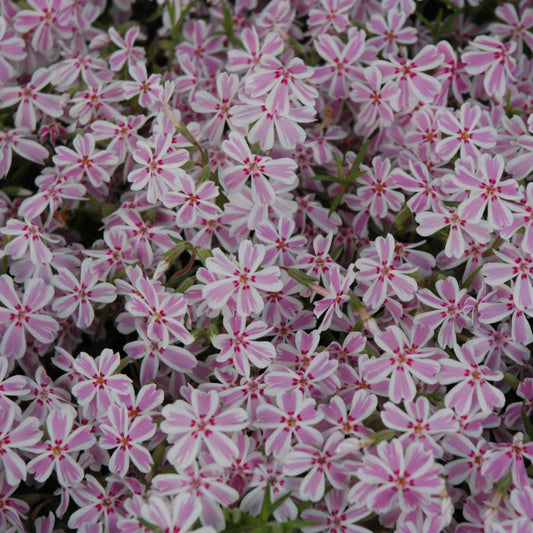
190, 72, 241, 143
52, 259, 116, 329
283, 432, 347, 502
240, 460, 299, 522
128, 133, 188, 204
491, 4, 533, 55
122, 62, 162, 108
295, 193, 342, 233
124, 270, 194, 347
415, 277, 476, 348
455, 154, 521, 230
162, 174, 220, 227
0, 274, 59, 359
245, 55, 318, 115
0, 356, 29, 412
124, 331, 197, 384
69, 82, 123, 125
321, 389, 376, 438
141, 494, 216, 533
0, 127, 49, 178
152, 463, 239, 531
0, 17, 25, 81
482, 241, 533, 310
462, 35, 517, 101
376, 45, 443, 111
350, 66, 400, 138
296, 232, 335, 282
227, 27, 284, 74
108, 26, 146, 71
231, 93, 315, 151
307, 0, 353, 36
301, 489, 371, 533
440, 342, 505, 415
364, 325, 442, 403
312, 29, 367, 99
367, 11, 417, 55
434, 40, 470, 105
24, 366, 70, 422
13, 0, 72, 54
436, 103, 496, 162
0, 471, 29, 532
381, 397, 458, 457
71, 349, 132, 418
221, 132, 298, 206
68, 474, 134, 532
84, 229, 135, 278
501, 182, 533, 255
482, 432, 533, 488
256, 389, 323, 457
27, 406, 95, 486
355, 234, 418, 309
313, 264, 356, 332
0, 404, 41, 485
0, 68, 65, 130
443, 434, 491, 494
202, 240, 283, 316
416, 206, 491, 259
99, 404, 156, 477
349, 439, 444, 514
1, 218, 62, 265
212, 314, 275, 377
161, 388, 248, 468
255, 218, 307, 267
53, 133, 119, 188
346, 157, 405, 220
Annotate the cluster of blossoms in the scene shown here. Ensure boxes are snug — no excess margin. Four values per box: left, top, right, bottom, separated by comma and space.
2, 0, 533, 532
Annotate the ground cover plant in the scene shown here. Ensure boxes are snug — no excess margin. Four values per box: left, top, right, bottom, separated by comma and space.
1, 0, 533, 531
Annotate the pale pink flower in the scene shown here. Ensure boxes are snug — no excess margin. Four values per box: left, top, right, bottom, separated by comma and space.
491, 4, 533, 55
0, 17, 25, 81
141, 494, 216, 533
307, 0, 353, 36
312, 29, 366, 99
0, 68, 65, 131
440, 342, 505, 415
0, 404, 41, 485
0, 471, 29, 532
381, 397, 458, 457
202, 240, 283, 316
128, 133, 188, 204
71, 349, 132, 417
53, 133, 118, 188
69, 82, 123, 125
161, 388, 248, 468
367, 11, 417, 55
364, 325, 442, 403
355, 234, 418, 309
349, 439, 444, 514
456, 154, 521, 230
415, 277, 476, 348
256, 389, 323, 457
27, 406, 95, 486
0, 275, 59, 359
350, 66, 400, 138
212, 314, 275, 377
462, 35, 517, 101
0, 127, 49, 178
283, 432, 347, 501
108, 26, 146, 71
99, 404, 156, 477
52, 259, 116, 329
122, 62, 162, 108
434, 40, 470, 104
482, 432, 533, 488
14, 0, 72, 54
416, 206, 491, 259
377, 45, 443, 110
227, 27, 283, 74
436, 103, 496, 162
245, 56, 318, 114
255, 218, 307, 267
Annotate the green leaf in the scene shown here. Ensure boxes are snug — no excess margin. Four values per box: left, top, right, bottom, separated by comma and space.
522, 403, 533, 441
260, 484, 272, 522
346, 141, 368, 183
138, 518, 160, 532
328, 190, 344, 217
333, 153, 344, 182
269, 490, 293, 515
284, 268, 319, 288
220, 0, 244, 47
504, 373, 520, 392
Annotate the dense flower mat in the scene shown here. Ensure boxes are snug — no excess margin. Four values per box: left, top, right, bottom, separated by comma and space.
1, 0, 533, 531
